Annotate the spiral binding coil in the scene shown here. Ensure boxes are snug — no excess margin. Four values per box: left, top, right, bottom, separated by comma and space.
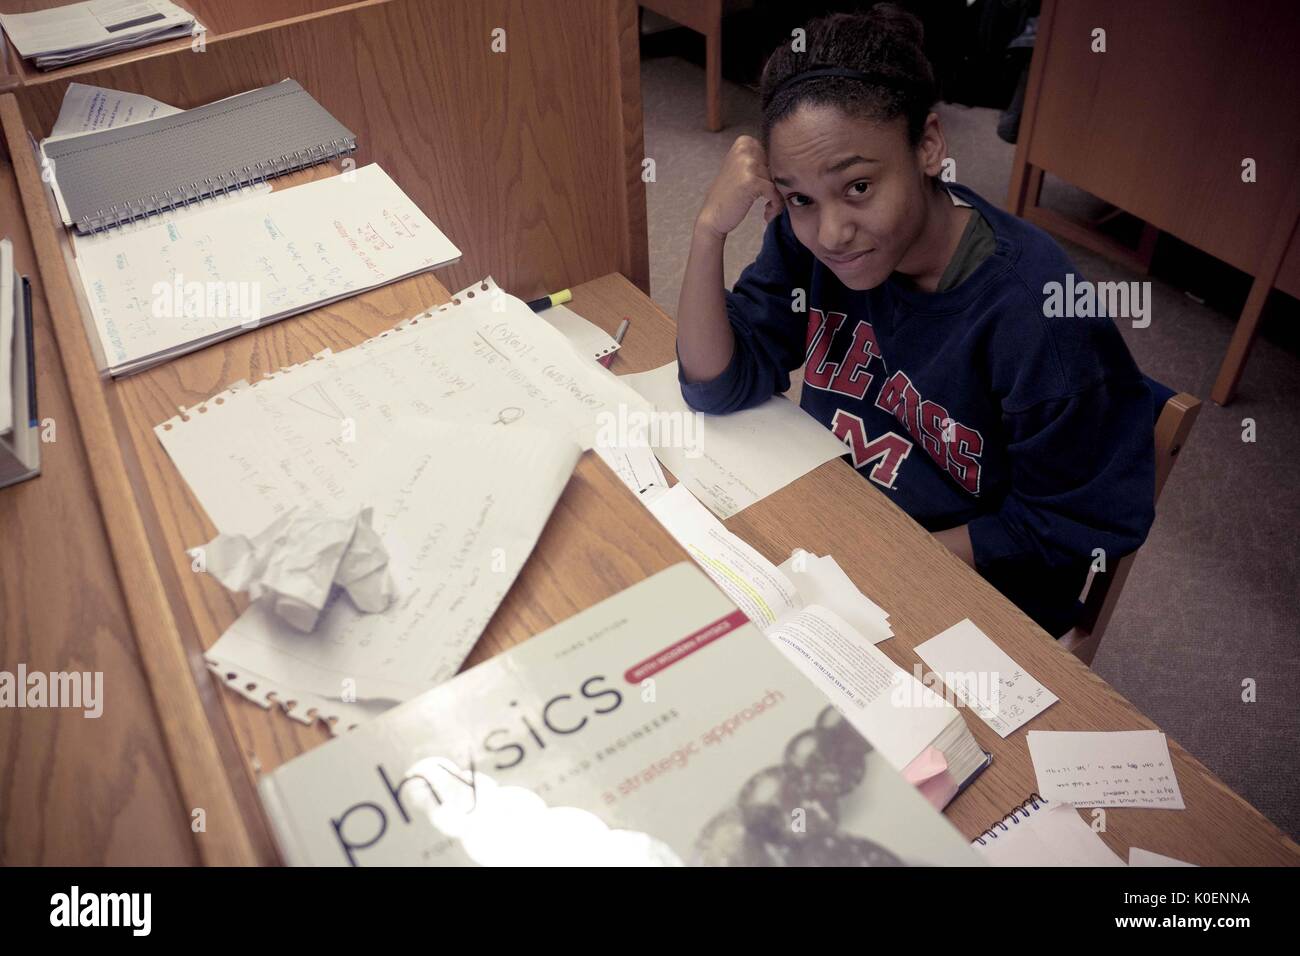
972, 792, 1047, 845
86, 136, 358, 234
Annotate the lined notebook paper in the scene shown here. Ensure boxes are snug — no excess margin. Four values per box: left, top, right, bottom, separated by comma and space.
74, 164, 460, 375
44, 78, 355, 233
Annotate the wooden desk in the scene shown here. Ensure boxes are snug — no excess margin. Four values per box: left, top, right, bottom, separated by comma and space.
8, 221, 1297, 862
0, 133, 697, 862
1, 0, 1296, 863
0, 96, 198, 866
1, 0, 654, 865
9, 175, 1300, 863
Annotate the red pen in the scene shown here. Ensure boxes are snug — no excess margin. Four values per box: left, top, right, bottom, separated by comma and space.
599, 317, 630, 368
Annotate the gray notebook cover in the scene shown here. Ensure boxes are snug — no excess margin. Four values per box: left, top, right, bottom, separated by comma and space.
45, 78, 356, 233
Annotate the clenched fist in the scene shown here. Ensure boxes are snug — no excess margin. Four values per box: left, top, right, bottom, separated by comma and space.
695, 136, 785, 240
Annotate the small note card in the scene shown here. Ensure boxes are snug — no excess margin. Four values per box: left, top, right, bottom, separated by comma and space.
1027, 730, 1185, 810
914, 619, 1057, 737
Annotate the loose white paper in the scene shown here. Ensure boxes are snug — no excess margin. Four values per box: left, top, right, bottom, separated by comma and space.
539, 303, 621, 362
973, 801, 1126, 867
1129, 847, 1197, 867
47, 82, 180, 139
155, 281, 642, 721
914, 618, 1057, 737
594, 443, 668, 504
198, 506, 396, 633
156, 281, 651, 530
622, 361, 848, 519
648, 486, 890, 638
207, 656, 391, 734
778, 549, 892, 642
206, 420, 582, 704
1027, 730, 1185, 809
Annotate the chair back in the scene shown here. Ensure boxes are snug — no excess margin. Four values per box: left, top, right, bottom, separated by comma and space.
1065, 376, 1202, 663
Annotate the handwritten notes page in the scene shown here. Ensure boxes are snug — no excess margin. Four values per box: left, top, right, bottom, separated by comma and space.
47, 82, 180, 139
1027, 730, 1185, 809
155, 280, 649, 723
155, 279, 651, 535
621, 361, 848, 519
594, 443, 668, 504
75, 164, 461, 375
914, 619, 1057, 737
209, 420, 582, 706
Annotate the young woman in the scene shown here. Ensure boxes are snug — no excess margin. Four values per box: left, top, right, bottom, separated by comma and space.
675, 6, 1156, 638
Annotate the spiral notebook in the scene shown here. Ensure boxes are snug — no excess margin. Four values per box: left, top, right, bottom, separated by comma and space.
971, 793, 1125, 866
74, 163, 461, 376
43, 78, 356, 234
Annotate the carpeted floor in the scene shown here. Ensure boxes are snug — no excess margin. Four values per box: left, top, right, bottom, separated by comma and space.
642, 55, 1300, 841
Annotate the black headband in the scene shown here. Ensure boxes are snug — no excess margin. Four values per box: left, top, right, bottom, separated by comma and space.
770, 66, 913, 102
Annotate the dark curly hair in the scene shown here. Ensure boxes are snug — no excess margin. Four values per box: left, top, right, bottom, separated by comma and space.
759, 5, 938, 148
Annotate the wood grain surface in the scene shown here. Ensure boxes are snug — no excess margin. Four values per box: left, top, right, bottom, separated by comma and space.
0, 100, 199, 866
5, 0, 649, 298
2, 0, 1296, 865
1024, 0, 1300, 276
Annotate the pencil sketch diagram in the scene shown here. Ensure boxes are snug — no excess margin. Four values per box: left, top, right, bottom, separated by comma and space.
288, 379, 349, 421
494, 406, 524, 426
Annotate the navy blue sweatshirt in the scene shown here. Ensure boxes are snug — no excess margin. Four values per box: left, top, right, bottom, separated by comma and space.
679, 183, 1156, 637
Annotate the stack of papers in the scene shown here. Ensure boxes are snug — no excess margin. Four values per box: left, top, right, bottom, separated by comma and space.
0, 1, 200, 70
